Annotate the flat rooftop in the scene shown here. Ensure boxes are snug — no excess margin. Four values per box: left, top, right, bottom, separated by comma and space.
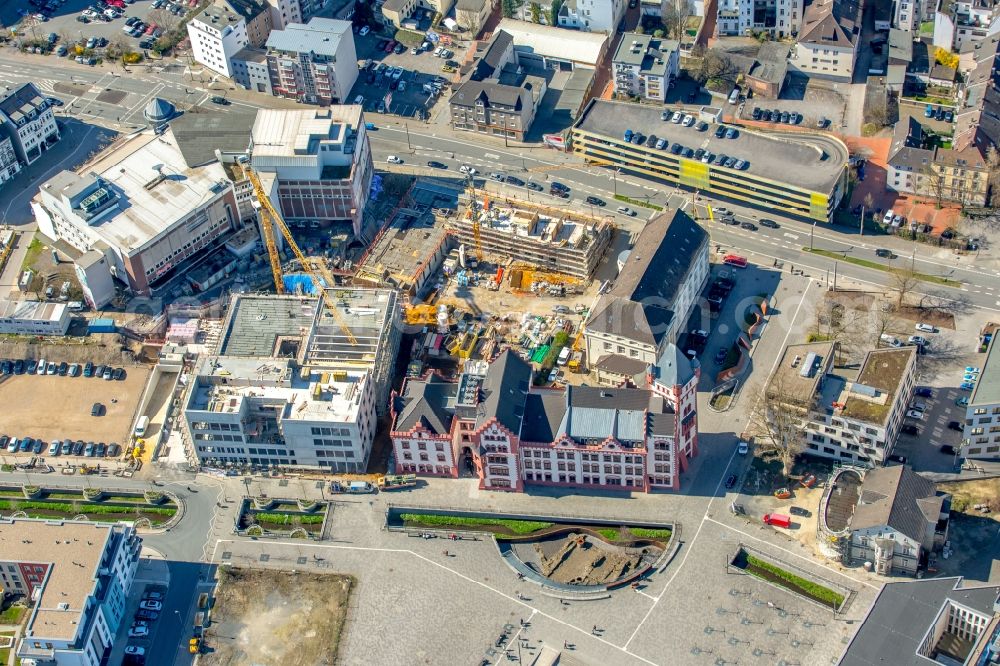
0, 520, 114, 642
354, 209, 449, 287
770, 341, 836, 406
39, 130, 229, 253
251, 107, 362, 159
840, 347, 914, 423
0, 299, 66, 323
189, 356, 366, 423
971, 335, 1000, 406
574, 100, 848, 193
218, 289, 397, 367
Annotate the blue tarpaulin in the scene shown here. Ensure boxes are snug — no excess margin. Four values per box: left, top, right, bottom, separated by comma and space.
282, 274, 328, 295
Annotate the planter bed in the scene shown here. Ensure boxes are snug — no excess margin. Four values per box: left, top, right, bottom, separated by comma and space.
0, 503, 175, 526
0, 499, 176, 521
400, 513, 672, 545
732, 549, 844, 609
239, 508, 327, 533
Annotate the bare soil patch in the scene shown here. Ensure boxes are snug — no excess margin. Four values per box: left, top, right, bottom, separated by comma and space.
203, 567, 353, 666
0, 367, 149, 446
531, 534, 650, 585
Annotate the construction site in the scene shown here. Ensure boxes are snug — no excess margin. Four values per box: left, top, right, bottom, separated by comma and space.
382, 185, 618, 383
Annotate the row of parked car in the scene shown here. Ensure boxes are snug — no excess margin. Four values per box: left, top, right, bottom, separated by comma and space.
751, 108, 803, 124
0, 358, 126, 380
924, 104, 954, 122
2, 435, 122, 458
128, 591, 164, 639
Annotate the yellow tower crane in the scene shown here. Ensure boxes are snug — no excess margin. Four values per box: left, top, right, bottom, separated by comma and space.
241, 159, 358, 346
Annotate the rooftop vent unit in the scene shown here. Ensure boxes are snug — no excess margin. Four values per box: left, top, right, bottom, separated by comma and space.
799, 351, 819, 377
851, 383, 881, 398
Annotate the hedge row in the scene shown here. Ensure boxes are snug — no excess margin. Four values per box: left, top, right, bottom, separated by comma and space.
746, 554, 844, 607
400, 514, 552, 535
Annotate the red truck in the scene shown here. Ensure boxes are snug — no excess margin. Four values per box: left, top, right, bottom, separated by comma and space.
762, 513, 791, 528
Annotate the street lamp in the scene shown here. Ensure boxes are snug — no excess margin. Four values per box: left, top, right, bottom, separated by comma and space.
243, 477, 251, 498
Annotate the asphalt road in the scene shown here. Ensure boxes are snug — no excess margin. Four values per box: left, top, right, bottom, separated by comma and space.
368, 121, 1000, 312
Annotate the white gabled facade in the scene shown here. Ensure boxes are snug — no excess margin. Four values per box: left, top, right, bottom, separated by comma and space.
557, 0, 626, 33
716, 0, 804, 38
0, 83, 60, 168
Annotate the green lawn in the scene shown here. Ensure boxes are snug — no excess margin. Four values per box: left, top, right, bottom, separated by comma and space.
613, 194, 663, 211
400, 514, 553, 535
803, 248, 961, 287
19, 236, 42, 272
0, 605, 25, 624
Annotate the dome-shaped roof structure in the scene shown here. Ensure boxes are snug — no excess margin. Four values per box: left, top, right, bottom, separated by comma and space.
143, 98, 175, 124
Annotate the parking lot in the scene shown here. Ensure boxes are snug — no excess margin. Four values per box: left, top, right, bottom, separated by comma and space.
737, 78, 846, 130
8, 0, 196, 56
0, 363, 149, 458
112, 559, 205, 666
349, 28, 469, 118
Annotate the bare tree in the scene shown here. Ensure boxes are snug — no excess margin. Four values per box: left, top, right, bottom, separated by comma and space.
862, 192, 875, 212
749, 372, 811, 478
920, 163, 947, 209
890, 267, 920, 307
148, 8, 180, 34
693, 49, 739, 89
662, 0, 692, 40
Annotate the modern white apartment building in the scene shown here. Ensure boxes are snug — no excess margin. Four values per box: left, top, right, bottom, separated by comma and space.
612, 33, 679, 102
250, 107, 373, 237
962, 336, 1000, 460
187, 0, 272, 78
2, 519, 141, 666
769, 342, 917, 465
261, 18, 358, 105
716, 0, 804, 38
788, 0, 860, 82
584, 210, 709, 381
0, 299, 71, 336
182, 290, 401, 472
0, 83, 60, 168
557, 0, 626, 33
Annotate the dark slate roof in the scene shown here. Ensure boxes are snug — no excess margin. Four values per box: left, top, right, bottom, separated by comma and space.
560, 385, 651, 441
394, 374, 457, 435
593, 353, 649, 377
650, 412, 676, 437
472, 30, 514, 81
798, 0, 859, 48
0, 83, 48, 124
650, 343, 694, 387
450, 80, 527, 110
748, 58, 787, 86
170, 110, 256, 167
223, 0, 270, 21
887, 117, 931, 170
839, 577, 1000, 666
586, 210, 706, 345
520, 391, 567, 443
476, 349, 531, 433
851, 466, 942, 543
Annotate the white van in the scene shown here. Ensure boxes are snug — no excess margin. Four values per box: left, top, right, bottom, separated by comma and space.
557, 347, 571, 366
134, 415, 149, 437
728, 87, 740, 105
